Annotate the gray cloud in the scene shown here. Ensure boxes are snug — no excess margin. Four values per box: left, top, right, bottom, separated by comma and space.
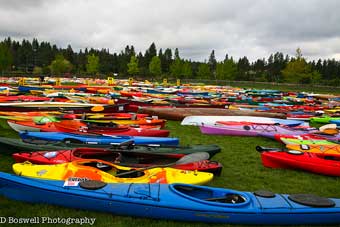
0, 0, 339, 61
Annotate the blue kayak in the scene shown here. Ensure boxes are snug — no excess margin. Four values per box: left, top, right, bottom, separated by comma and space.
1, 172, 340, 225
19, 131, 179, 146
330, 120, 340, 126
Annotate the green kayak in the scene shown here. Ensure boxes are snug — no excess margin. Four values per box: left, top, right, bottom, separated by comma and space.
0, 137, 221, 157
281, 138, 336, 145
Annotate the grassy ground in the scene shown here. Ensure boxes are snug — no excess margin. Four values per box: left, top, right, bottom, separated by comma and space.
1, 121, 340, 227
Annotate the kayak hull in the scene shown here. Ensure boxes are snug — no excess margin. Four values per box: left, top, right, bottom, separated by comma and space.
261, 151, 340, 176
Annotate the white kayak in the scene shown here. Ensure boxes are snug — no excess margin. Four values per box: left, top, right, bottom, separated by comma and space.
181, 116, 305, 127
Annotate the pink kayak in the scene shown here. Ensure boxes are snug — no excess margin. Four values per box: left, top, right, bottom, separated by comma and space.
200, 124, 317, 137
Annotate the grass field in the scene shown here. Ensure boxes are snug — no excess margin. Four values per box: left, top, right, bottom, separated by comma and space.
1, 121, 340, 227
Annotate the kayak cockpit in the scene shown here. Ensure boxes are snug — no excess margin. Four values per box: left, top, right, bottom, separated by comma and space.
80, 160, 145, 178
170, 184, 250, 206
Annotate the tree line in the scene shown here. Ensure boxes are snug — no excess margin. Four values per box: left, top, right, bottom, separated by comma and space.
0, 37, 339, 86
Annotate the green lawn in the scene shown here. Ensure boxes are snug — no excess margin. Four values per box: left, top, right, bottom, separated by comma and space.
1, 121, 340, 226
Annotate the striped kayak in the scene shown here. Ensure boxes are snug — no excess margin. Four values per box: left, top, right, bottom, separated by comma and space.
1, 172, 340, 225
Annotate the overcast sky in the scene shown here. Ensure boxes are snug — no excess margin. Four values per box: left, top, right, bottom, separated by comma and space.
0, 0, 339, 62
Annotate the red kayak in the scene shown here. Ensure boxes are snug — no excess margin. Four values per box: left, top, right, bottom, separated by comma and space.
257, 147, 340, 176
12, 147, 223, 175
8, 120, 170, 137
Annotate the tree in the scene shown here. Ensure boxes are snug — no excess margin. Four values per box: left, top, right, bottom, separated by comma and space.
32, 66, 43, 75
216, 58, 237, 80
197, 63, 211, 79
86, 54, 100, 74
181, 61, 192, 78
282, 49, 320, 84
237, 56, 250, 80
208, 50, 217, 74
170, 57, 182, 78
49, 54, 72, 75
282, 58, 320, 84
0, 43, 13, 74
162, 48, 172, 73
127, 55, 139, 75
149, 56, 161, 76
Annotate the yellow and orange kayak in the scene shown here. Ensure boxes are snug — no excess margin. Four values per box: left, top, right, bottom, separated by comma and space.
12, 159, 213, 185
286, 144, 340, 155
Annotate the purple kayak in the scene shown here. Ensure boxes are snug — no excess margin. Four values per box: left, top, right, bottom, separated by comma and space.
200, 124, 318, 138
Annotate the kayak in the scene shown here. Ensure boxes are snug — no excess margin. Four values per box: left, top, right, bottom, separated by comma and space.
310, 116, 340, 124
0, 102, 128, 113
19, 131, 178, 146
0, 137, 220, 157
84, 118, 166, 128
259, 149, 340, 176
200, 124, 317, 138
12, 148, 223, 175
330, 119, 340, 126
12, 159, 214, 185
8, 120, 170, 137
1, 172, 340, 225
280, 138, 336, 145
181, 116, 305, 127
286, 144, 340, 155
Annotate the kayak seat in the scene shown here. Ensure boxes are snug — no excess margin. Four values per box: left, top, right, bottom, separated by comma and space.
205, 194, 246, 204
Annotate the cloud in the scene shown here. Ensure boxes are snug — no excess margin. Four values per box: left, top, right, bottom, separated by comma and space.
0, 0, 339, 61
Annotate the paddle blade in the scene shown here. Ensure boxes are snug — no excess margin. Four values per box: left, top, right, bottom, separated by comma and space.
175, 152, 210, 165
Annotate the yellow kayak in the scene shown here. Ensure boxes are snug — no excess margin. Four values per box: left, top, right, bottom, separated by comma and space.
12, 159, 213, 185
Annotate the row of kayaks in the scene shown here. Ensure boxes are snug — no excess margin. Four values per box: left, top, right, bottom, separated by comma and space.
180, 115, 340, 177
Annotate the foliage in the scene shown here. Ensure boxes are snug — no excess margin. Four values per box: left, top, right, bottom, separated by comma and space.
149, 56, 162, 76
127, 55, 139, 75
282, 50, 321, 84
0, 37, 339, 86
49, 54, 72, 75
0, 43, 12, 73
197, 63, 211, 79
32, 66, 43, 75
86, 54, 100, 74
208, 50, 217, 73
170, 57, 182, 78
216, 58, 237, 80
181, 61, 193, 78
